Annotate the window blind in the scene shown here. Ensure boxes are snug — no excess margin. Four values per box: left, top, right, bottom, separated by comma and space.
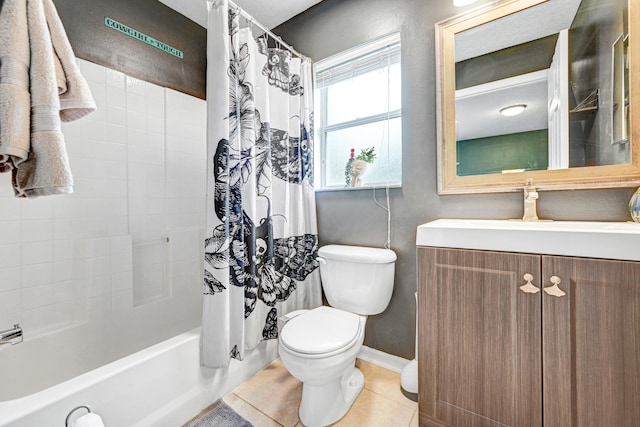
315, 39, 400, 89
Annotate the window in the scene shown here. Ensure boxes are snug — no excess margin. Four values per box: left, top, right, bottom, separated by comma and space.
314, 34, 402, 190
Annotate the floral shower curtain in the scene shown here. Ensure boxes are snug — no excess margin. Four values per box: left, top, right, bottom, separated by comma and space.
202, 0, 321, 368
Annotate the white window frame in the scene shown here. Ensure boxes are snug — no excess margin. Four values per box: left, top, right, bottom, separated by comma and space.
314, 33, 402, 190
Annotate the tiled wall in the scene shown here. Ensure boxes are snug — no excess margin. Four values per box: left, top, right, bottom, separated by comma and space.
0, 59, 206, 348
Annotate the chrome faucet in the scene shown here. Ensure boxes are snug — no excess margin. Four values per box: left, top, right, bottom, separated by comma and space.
0, 324, 23, 345
522, 179, 539, 221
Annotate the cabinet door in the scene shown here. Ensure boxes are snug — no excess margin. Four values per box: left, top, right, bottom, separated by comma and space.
418, 247, 542, 427
542, 256, 640, 427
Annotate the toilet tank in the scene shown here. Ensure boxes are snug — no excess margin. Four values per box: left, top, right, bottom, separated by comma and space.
317, 245, 396, 315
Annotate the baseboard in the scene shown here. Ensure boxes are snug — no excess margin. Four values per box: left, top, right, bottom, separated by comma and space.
357, 345, 411, 373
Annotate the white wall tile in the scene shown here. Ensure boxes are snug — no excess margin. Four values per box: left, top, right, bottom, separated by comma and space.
82, 199, 109, 218
0, 290, 21, 315
106, 87, 126, 109
106, 68, 126, 90
20, 198, 53, 220
106, 105, 126, 127
145, 198, 165, 216
21, 241, 53, 265
91, 257, 109, 278
21, 262, 53, 288
4, 60, 206, 344
54, 218, 83, 241
111, 270, 133, 293
82, 119, 108, 144
21, 305, 55, 331
147, 115, 165, 133
53, 259, 74, 283
146, 82, 164, 101
105, 180, 128, 199
54, 281, 74, 303
127, 92, 147, 114
91, 275, 110, 297
0, 244, 21, 269
20, 220, 54, 243
105, 123, 127, 144
126, 76, 146, 96
107, 216, 129, 236
82, 217, 109, 238
53, 239, 74, 261
110, 251, 133, 274
53, 198, 84, 219
22, 284, 54, 310
108, 200, 128, 218
81, 60, 107, 84
0, 198, 21, 220
110, 235, 132, 254
111, 290, 133, 311
3, 221, 21, 244
0, 267, 21, 292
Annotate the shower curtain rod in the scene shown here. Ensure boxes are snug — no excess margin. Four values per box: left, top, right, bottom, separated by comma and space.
225, 0, 309, 62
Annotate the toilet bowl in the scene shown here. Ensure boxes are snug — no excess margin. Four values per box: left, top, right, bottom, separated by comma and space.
279, 306, 367, 426
278, 245, 396, 427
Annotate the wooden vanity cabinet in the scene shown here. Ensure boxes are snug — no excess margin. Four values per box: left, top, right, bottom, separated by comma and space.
417, 247, 640, 427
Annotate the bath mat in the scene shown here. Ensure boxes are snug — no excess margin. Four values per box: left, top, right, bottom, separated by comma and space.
183, 399, 254, 427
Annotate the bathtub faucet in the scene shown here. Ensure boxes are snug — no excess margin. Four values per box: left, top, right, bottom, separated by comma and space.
0, 323, 23, 345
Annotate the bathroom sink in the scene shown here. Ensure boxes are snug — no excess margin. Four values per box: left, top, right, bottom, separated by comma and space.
416, 219, 640, 261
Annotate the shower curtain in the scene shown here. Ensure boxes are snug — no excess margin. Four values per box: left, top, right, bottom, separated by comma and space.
201, 0, 321, 368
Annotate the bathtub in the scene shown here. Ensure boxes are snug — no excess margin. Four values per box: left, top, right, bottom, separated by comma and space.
0, 328, 279, 427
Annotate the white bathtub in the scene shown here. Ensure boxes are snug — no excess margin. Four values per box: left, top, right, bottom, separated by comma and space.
0, 328, 279, 427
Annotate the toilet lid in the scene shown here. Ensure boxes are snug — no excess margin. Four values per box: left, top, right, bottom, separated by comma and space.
281, 306, 361, 355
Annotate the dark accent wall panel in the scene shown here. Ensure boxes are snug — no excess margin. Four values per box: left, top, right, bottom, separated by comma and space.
455, 34, 558, 90
52, 0, 206, 99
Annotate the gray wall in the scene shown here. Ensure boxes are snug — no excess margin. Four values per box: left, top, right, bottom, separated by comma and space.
276, 0, 636, 360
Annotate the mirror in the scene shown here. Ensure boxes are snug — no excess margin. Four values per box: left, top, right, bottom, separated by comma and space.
436, 0, 640, 193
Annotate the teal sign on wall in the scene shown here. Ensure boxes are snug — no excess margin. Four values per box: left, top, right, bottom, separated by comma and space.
104, 17, 184, 59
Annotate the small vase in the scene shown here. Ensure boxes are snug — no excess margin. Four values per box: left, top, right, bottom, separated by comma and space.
350, 159, 368, 187
629, 187, 640, 223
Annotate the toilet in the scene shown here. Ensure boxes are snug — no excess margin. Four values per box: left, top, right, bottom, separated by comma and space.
279, 244, 397, 426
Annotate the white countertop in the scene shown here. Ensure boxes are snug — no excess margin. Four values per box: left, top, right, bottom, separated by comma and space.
416, 219, 640, 261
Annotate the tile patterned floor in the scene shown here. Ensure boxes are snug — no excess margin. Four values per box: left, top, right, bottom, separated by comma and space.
223, 358, 419, 427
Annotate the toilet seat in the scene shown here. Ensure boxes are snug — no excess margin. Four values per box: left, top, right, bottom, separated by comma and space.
281, 306, 362, 355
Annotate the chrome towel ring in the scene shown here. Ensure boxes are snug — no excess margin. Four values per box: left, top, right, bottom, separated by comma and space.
65, 405, 92, 426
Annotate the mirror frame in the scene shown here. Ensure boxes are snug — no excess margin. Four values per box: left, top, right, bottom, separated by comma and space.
436, 0, 640, 194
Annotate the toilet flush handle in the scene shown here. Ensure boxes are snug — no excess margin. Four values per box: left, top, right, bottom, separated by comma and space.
316, 256, 327, 264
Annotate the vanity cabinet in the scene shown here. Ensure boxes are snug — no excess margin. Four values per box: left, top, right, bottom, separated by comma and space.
417, 247, 640, 427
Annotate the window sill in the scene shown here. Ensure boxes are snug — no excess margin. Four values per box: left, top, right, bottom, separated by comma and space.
314, 183, 402, 193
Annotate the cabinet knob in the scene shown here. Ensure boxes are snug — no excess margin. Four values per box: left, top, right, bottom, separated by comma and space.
519, 273, 541, 294
543, 275, 566, 297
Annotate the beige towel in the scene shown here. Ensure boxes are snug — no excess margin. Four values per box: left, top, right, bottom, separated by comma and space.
0, 0, 31, 172
43, 0, 96, 122
13, 0, 72, 197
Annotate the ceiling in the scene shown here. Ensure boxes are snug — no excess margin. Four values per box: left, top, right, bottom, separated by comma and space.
456, 71, 550, 141
455, 0, 582, 62
158, 0, 323, 29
